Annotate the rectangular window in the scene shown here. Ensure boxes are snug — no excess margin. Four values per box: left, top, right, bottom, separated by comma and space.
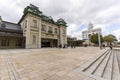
1, 38, 9, 47
41, 24, 46, 32
48, 27, 53, 33
32, 35, 36, 45
23, 23, 24, 28
33, 20, 37, 27
1, 39, 6, 46
25, 20, 27, 28
55, 28, 57, 33
63, 29, 65, 34
15, 38, 22, 46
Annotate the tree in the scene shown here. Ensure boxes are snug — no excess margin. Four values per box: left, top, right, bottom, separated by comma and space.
103, 34, 117, 45
90, 33, 103, 44
118, 42, 120, 44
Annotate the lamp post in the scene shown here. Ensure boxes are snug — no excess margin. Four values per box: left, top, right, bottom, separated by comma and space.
98, 31, 101, 49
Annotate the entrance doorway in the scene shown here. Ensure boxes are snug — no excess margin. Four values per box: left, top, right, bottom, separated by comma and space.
41, 38, 58, 48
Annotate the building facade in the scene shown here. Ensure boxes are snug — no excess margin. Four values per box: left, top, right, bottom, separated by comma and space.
0, 17, 25, 49
82, 22, 102, 43
0, 4, 67, 49
67, 36, 83, 47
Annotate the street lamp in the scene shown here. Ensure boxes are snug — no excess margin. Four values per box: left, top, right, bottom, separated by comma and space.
98, 31, 101, 49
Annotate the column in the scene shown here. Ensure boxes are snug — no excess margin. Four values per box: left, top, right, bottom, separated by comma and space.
57, 39, 60, 48
25, 18, 31, 48
60, 26, 63, 48
65, 28, 67, 45
38, 19, 41, 48
98, 31, 101, 48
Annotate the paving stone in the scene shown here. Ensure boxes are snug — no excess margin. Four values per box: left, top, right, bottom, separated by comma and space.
0, 47, 104, 80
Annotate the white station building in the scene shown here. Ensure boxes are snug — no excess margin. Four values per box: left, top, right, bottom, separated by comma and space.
82, 22, 102, 43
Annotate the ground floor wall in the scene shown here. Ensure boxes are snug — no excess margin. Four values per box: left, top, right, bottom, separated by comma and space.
0, 36, 25, 49
0, 34, 67, 49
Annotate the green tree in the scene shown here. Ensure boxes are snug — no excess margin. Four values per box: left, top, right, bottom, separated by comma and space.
103, 34, 117, 45
118, 42, 120, 44
90, 33, 103, 44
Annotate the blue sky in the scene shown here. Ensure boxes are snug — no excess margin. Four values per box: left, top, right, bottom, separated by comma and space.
0, 0, 120, 41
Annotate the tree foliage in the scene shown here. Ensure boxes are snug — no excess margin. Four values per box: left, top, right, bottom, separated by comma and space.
90, 33, 103, 44
103, 34, 117, 44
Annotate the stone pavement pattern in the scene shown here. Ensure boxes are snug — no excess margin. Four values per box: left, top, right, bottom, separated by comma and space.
0, 47, 104, 80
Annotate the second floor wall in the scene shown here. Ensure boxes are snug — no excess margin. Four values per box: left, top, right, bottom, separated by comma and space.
20, 13, 67, 39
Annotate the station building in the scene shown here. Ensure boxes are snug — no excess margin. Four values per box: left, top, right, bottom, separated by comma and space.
82, 22, 102, 44
0, 4, 67, 49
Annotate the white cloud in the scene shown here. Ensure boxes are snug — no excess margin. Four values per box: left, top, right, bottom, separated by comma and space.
113, 29, 120, 41
0, 0, 120, 40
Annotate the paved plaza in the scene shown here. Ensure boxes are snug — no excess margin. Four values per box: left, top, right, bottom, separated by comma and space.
0, 47, 107, 80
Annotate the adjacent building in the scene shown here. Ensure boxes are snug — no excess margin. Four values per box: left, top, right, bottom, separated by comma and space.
67, 36, 83, 47
82, 22, 102, 43
0, 17, 25, 49
0, 4, 67, 49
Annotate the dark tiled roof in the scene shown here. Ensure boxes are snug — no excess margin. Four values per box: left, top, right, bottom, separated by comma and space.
0, 21, 22, 31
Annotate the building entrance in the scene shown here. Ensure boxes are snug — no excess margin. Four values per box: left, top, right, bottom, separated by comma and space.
41, 38, 58, 48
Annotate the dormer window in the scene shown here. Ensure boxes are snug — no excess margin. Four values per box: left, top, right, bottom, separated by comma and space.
1, 24, 6, 28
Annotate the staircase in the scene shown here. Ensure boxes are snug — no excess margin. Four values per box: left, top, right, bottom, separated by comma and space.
80, 49, 120, 80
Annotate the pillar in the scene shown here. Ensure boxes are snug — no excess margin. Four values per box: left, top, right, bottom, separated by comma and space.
59, 26, 63, 48
98, 31, 101, 48
25, 18, 31, 48
38, 19, 41, 48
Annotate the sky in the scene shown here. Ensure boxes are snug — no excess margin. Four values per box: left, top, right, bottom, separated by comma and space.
0, 0, 120, 41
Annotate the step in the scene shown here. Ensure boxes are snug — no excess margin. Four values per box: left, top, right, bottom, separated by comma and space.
92, 50, 112, 77
116, 50, 120, 71
83, 50, 110, 75
102, 50, 114, 80
112, 51, 120, 80
81, 49, 109, 72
